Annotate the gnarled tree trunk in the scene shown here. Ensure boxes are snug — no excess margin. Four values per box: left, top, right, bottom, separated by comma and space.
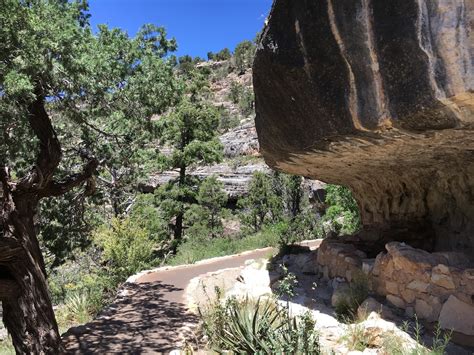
0, 91, 98, 354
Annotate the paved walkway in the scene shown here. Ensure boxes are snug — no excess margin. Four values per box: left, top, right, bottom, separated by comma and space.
62, 240, 321, 354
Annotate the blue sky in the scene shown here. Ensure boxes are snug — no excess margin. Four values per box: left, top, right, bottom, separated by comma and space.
88, 0, 272, 58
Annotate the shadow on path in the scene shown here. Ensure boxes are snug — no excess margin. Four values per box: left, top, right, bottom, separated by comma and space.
62, 282, 198, 354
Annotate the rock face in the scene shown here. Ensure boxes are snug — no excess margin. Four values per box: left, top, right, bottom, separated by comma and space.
254, 0, 474, 252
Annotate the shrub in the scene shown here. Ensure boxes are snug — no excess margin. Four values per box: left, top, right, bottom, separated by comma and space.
129, 193, 169, 242
321, 184, 361, 236
93, 218, 156, 282
234, 40, 256, 73
56, 293, 93, 327
199, 294, 320, 354
238, 86, 255, 117
228, 80, 243, 104
341, 323, 374, 351
48, 248, 104, 306
215, 48, 231, 61
218, 106, 239, 132
193, 175, 228, 238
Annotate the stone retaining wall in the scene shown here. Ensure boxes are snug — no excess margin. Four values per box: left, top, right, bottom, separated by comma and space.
317, 238, 474, 345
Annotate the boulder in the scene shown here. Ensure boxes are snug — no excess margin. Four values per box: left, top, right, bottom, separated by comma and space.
254, 0, 474, 253
439, 295, 474, 337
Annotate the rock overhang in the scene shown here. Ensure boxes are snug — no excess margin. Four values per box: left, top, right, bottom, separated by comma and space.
253, 0, 474, 252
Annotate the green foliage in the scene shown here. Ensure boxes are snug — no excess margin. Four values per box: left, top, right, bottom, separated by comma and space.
238, 86, 255, 117
129, 193, 169, 242
229, 81, 243, 104
217, 105, 240, 132
239, 171, 319, 239
38, 192, 98, 266
56, 293, 94, 327
1, 0, 181, 268
93, 218, 156, 282
228, 81, 255, 117
322, 185, 361, 236
215, 48, 232, 61
185, 176, 227, 238
276, 265, 298, 300
156, 96, 223, 243
199, 294, 320, 354
178, 55, 195, 73
238, 172, 282, 232
234, 40, 256, 73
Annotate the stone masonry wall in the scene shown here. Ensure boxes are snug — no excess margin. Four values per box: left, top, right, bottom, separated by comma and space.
317, 238, 474, 344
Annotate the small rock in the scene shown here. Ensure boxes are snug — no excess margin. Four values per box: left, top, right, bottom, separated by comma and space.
431, 273, 455, 290
386, 294, 405, 309
400, 288, 416, 304
407, 280, 429, 293
433, 264, 450, 274
349, 312, 427, 352
362, 259, 375, 275
415, 299, 434, 321
385, 281, 399, 295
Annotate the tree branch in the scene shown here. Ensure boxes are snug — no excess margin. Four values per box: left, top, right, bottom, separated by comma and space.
40, 158, 99, 198
18, 88, 62, 191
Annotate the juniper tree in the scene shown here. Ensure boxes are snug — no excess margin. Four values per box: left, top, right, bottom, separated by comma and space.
0, 0, 178, 352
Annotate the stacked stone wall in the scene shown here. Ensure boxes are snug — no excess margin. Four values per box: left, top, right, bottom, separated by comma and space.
317, 238, 474, 344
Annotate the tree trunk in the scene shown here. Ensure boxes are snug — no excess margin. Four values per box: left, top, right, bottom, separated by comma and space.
172, 164, 186, 251
1, 193, 63, 354
0, 91, 98, 353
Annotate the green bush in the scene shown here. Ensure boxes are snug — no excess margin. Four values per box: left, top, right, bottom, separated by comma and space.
321, 185, 361, 236
129, 193, 169, 242
238, 86, 255, 117
228, 81, 243, 104
234, 40, 256, 73
199, 294, 320, 354
93, 218, 156, 282
218, 106, 240, 132
186, 175, 228, 238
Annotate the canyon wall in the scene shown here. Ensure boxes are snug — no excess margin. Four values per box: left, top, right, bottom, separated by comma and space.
254, 0, 474, 252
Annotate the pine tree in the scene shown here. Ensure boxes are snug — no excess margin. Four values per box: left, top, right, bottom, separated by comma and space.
157, 91, 223, 249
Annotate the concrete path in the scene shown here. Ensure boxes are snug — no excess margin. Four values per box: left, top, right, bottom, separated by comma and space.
62, 240, 321, 354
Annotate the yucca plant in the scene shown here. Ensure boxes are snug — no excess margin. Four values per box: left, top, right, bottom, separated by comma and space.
63, 293, 92, 325
198, 292, 320, 354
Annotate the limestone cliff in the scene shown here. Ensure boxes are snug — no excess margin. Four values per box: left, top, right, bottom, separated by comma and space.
254, 0, 474, 252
